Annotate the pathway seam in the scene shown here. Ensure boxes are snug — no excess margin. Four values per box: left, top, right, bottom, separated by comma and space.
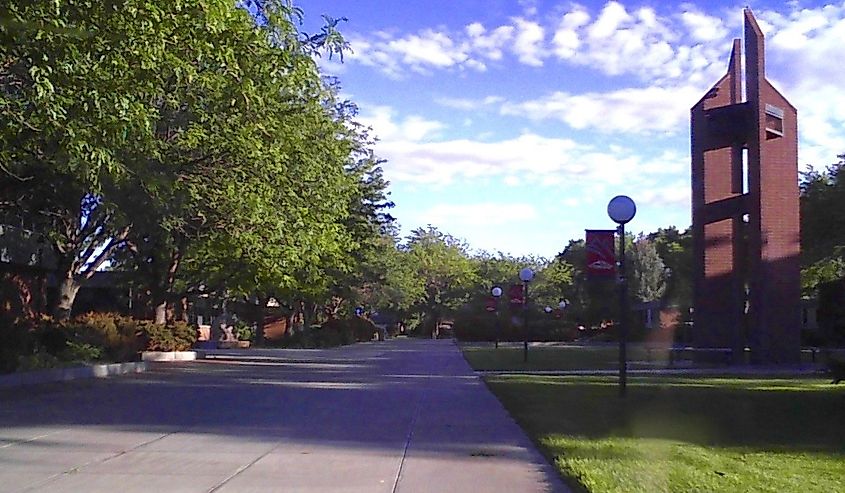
390, 391, 424, 493
205, 440, 287, 492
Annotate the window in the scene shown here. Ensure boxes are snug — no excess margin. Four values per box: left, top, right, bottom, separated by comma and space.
765, 104, 784, 138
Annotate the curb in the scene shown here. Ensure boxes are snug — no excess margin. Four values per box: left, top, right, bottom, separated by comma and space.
141, 351, 197, 362
0, 361, 149, 388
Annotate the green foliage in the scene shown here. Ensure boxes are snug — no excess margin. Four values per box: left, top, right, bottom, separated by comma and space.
1, 313, 142, 372
1, 0, 372, 320
66, 312, 143, 361
533, 257, 575, 303
629, 236, 668, 303
555, 239, 617, 327
403, 226, 480, 331
800, 155, 845, 295
647, 227, 693, 307
233, 322, 255, 342
138, 321, 196, 351
279, 317, 376, 348
60, 341, 102, 363
16, 351, 60, 372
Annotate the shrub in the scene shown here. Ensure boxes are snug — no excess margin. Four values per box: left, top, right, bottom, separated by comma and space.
16, 350, 60, 372
234, 321, 255, 342
138, 321, 196, 351
60, 341, 103, 362
0, 319, 36, 373
66, 312, 143, 362
277, 318, 374, 349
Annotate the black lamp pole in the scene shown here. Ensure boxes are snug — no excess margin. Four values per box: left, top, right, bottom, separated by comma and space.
608, 195, 636, 399
618, 222, 628, 398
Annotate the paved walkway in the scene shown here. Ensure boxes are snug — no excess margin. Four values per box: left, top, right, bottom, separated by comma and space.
0, 339, 568, 492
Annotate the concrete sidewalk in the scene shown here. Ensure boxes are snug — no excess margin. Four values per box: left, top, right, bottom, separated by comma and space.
0, 339, 568, 492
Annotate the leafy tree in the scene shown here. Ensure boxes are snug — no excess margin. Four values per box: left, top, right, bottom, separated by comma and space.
648, 226, 693, 307
1, 0, 362, 320
533, 257, 575, 309
555, 239, 617, 327
629, 236, 668, 303
800, 155, 845, 295
403, 226, 479, 334
0, 0, 176, 317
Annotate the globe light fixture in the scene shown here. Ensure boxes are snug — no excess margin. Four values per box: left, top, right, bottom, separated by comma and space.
607, 195, 637, 224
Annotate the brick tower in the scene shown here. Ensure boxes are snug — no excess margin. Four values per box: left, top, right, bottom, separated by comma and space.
690, 9, 801, 364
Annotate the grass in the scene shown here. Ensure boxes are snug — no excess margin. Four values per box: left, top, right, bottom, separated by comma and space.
461, 344, 822, 371
462, 345, 668, 371
484, 375, 845, 492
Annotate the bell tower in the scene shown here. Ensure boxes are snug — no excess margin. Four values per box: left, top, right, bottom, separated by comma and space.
690, 9, 801, 364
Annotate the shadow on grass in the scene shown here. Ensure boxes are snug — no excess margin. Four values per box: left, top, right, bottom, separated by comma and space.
486, 375, 845, 492
486, 375, 845, 451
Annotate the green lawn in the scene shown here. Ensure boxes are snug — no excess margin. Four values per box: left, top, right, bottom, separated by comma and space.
462, 344, 821, 371
485, 375, 845, 493
462, 345, 663, 371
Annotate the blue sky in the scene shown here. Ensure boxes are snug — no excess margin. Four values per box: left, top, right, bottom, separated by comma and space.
299, 1, 845, 258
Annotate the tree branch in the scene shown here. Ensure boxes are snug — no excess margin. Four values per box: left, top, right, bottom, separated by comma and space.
81, 225, 132, 280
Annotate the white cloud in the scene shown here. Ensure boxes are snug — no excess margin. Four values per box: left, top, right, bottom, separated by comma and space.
552, 9, 589, 59
434, 95, 505, 110
548, 2, 727, 84
344, 2, 845, 173
466, 23, 515, 61
588, 1, 631, 40
511, 18, 545, 66
518, 0, 539, 18
419, 203, 538, 227
360, 106, 685, 190
358, 106, 445, 142
635, 180, 691, 208
681, 10, 729, 43
500, 84, 704, 134
387, 30, 468, 69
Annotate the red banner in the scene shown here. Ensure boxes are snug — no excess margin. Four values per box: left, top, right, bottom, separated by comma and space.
586, 229, 616, 277
508, 284, 525, 305
485, 297, 497, 312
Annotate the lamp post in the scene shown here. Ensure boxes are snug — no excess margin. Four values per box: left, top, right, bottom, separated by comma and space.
491, 286, 503, 349
607, 195, 636, 398
519, 267, 534, 363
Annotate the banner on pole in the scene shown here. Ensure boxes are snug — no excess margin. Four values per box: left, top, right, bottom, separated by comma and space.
485, 297, 497, 312
585, 229, 617, 277
508, 284, 525, 305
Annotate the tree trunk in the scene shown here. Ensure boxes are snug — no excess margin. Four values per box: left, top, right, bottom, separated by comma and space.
54, 274, 81, 321
178, 296, 189, 323
285, 312, 295, 336
165, 301, 176, 324
154, 301, 167, 325
255, 295, 267, 346
303, 300, 315, 330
